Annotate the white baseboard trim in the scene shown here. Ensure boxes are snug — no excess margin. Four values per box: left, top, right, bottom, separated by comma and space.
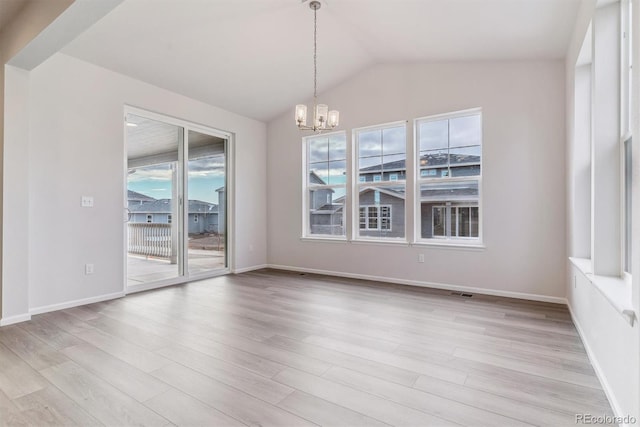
267, 264, 567, 304
29, 291, 126, 316
233, 264, 268, 274
0, 313, 32, 326
566, 303, 627, 425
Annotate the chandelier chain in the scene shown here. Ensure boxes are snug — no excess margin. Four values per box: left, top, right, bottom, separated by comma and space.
313, 5, 317, 102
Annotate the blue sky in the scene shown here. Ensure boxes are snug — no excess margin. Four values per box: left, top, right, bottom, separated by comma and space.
128, 156, 225, 204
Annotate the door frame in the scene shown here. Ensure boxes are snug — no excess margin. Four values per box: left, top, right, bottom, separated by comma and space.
122, 105, 235, 295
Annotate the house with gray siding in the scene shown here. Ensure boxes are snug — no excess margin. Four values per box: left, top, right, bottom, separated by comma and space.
127, 190, 220, 234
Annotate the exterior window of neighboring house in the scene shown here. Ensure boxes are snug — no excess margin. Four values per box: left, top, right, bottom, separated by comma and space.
432, 205, 479, 238
304, 131, 347, 237
167, 214, 172, 224
146, 214, 153, 223
416, 109, 482, 242
355, 122, 406, 240
359, 205, 392, 231
194, 214, 198, 223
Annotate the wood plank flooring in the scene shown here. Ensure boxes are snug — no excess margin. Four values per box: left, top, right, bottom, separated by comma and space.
0, 269, 614, 426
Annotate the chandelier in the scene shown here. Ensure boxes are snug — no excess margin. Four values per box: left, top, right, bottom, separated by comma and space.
295, 0, 339, 132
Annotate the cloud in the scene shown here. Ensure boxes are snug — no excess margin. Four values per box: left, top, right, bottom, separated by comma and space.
358, 126, 406, 158
128, 166, 173, 182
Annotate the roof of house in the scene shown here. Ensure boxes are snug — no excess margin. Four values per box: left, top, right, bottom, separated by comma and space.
311, 203, 344, 214
309, 171, 327, 185
359, 152, 480, 174
127, 190, 156, 201
129, 199, 218, 214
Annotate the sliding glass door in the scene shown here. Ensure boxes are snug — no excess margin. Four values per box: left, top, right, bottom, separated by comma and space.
187, 130, 227, 276
125, 111, 228, 289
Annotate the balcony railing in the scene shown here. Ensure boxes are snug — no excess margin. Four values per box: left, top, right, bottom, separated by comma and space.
128, 223, 172, 258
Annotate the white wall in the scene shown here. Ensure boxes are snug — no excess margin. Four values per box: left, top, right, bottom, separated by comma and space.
267, 61, 566, 300
0, 0, 74, 325
2, 65, 30, 322
5, 52, 267, 314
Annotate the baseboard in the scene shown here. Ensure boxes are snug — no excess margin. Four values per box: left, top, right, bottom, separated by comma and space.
29, 291, 126, 316
566, 302, 628, 425
0, 313, 32, 326
234, 264, 268, 274
267, 264, 567, 304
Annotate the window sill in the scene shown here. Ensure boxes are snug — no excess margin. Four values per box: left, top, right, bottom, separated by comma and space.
569, 257, 636, 326
300, 236, 347, 243
411, 241, 486, 251
351, 239, 409, 247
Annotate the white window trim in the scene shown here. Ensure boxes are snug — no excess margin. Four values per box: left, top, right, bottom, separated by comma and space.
414, 109, 483, 246
302, 130, 348, 240
620, 0, 633, 276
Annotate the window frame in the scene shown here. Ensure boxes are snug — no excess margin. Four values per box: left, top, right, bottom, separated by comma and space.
414, 108, 483, 246
352, 120, 408, 242
302, 130, 348, 240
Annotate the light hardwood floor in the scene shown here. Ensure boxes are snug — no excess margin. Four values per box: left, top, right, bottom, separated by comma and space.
0, 269, 613, 426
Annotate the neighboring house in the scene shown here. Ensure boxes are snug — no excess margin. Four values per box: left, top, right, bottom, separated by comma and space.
127, 190, 219, 234
357, 187, 405, 238
358, 152, 480, 182
419, 183, 479, 239
308, 171, 344, 235
127, 189, 156, 206
350, 152, 481, 238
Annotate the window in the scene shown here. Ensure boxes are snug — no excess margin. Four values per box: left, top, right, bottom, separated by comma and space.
355, 122, 406, 240
304, 132, 347, 237
359, 205, 392, 231
417, 110, 481, 241
146, 214, 153, 223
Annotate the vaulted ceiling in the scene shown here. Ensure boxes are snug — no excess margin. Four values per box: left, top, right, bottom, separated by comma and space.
61, 0, 582, 122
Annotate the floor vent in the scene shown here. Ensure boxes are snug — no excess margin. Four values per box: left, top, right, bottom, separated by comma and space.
451, 292, 473, 298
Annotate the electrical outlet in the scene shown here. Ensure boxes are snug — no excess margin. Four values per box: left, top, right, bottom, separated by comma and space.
85, 264, 94, 275
81, 196, 94, 208
418, 254, 425, 263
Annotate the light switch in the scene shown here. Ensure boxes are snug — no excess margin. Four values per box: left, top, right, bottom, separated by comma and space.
81, 196, 94, 208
